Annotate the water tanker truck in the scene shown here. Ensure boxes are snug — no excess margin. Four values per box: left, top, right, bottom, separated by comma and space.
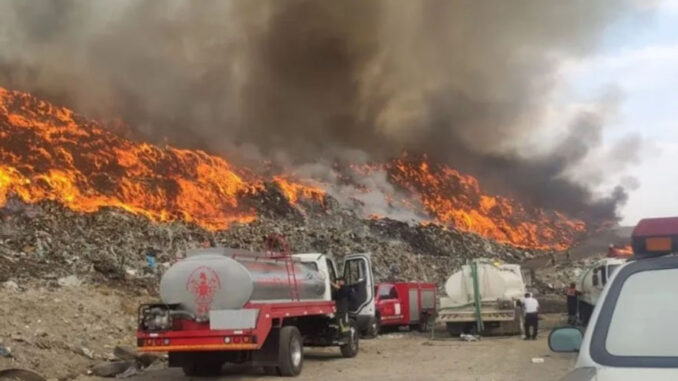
438, 259, 526, 336
576, 257, 626, 325
137, 244, 375, 377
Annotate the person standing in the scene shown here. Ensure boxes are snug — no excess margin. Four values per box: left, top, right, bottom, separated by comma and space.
522, 292, 540, 340
566, 282, 582, 325
332, 278, 351, 332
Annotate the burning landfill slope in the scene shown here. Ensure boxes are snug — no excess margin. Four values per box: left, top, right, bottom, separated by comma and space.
0, 0, 642, 227
0, 86, 589, 290
1, 87, 588, 251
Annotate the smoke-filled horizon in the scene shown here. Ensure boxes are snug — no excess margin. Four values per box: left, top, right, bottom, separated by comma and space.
0, 0, 652, 223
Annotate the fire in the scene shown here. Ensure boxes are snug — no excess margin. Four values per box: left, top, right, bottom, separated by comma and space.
0, 87, 322, 230
608, 244, 633, 257
0, 87, 587, 250
379, 154, 586, 250
273, 176, 326, 205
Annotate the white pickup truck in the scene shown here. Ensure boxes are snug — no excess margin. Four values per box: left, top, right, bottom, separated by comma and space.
549, 217, 678, 381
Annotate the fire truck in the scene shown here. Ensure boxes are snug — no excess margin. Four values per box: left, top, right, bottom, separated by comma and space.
375, 282, 437, 333
136, 237, 375, 377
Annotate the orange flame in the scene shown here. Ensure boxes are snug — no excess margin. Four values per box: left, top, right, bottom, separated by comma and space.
0, 87, 587, 249
0, 87, 325, 230
273, 176, 326, 205
380, 155, 587, 250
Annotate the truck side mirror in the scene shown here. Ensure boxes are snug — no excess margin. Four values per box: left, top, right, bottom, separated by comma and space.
592, 273, 599, 287
549, 327, 583, 353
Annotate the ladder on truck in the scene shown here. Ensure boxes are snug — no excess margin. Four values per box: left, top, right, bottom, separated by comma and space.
265, 234, 300, 301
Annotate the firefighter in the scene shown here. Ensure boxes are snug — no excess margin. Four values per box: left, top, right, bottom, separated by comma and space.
566, 282, 582, 325
332, 277, 351, 332
521, 292, 540, 340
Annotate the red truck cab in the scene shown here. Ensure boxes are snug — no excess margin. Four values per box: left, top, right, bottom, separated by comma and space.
375, 282, 437, 333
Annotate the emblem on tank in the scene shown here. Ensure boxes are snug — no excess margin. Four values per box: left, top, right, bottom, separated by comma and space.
186, 266, 222, 316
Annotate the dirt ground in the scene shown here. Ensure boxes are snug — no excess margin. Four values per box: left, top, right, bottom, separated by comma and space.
0, 282, 152, 380
1, 284, 576, 381
82, 333, 576, 381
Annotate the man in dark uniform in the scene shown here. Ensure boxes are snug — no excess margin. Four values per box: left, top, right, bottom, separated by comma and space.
566, 282, 582, 325
332, 277, 351, 332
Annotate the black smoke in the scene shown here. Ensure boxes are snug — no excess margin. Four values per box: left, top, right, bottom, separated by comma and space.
0, 0, 653, 222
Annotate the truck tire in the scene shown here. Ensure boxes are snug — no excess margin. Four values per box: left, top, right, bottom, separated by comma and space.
365, 315, 380, 338
278, 326, 303, 377
340, 322, 359, 358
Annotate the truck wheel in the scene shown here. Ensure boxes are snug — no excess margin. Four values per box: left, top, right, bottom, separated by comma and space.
278, 326, 303, 377
340, 322, 359, 358
365, 316, 380, 338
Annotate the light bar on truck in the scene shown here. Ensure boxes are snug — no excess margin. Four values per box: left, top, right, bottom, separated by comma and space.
631, 217, 678, 257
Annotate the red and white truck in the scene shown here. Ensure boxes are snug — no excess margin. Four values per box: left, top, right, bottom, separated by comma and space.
136, 239, 375, 377
375, 282, 437, 333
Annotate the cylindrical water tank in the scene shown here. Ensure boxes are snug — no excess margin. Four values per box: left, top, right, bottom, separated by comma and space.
160, 252, 327, 317
443, 263, 525, 306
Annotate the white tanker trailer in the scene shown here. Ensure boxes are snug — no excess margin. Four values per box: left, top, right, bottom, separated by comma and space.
438, 259, 526, 336
159, 249, 328, 317
137, 247, 376, 377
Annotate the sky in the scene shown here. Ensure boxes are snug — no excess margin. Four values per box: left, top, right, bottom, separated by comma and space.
554, 0, 678, 226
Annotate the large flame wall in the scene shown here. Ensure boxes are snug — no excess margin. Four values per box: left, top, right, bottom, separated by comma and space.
0, 87, 585, 249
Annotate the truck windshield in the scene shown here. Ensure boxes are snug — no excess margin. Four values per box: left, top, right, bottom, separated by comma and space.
605, 268, 678, 357
378, 284, 398, 300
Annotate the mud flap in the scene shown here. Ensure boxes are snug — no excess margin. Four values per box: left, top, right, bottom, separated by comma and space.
251, 327, 280, 367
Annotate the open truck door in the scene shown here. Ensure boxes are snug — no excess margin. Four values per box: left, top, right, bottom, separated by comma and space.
343, 253, 378, 337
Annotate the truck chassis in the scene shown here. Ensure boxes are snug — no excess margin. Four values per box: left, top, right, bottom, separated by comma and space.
138, 301, 358, 376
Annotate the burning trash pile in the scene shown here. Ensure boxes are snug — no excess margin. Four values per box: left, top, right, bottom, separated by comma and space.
0, 193, 539, 289
0, 86, 595, 289
0, 85, 613, 380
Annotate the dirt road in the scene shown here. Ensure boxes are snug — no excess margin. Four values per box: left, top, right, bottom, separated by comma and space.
1, 285, 575, 380
83, 333, 576, 381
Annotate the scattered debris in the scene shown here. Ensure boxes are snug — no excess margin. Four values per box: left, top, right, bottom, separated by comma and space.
2, 280, 18, 292
89, 345, 162, 378
115, 366, 140, 379
112, 346, 137, 362
460, 334, 480, 342
0, 368, 46, 381
57, 275, 82, 288
0, 196, 547, 290
531, 357, 545, 364
75, 346, 95, 359
90, 361, 135, 378
0, 345, 11, 358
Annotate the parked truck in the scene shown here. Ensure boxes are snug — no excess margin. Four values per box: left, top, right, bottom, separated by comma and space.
438, 259, 526, 336
136, 241, 375, 377
576, 256, 626, 325
375, 282, 437, 334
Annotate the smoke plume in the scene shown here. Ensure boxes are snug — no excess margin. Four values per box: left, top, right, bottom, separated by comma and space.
0, 0, 652, 222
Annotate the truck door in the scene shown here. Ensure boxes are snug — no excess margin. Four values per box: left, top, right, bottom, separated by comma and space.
343, 253, 375, 323
377, 284, 402, 323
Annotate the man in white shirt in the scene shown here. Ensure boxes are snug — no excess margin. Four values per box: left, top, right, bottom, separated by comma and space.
521, 292, 539, 340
